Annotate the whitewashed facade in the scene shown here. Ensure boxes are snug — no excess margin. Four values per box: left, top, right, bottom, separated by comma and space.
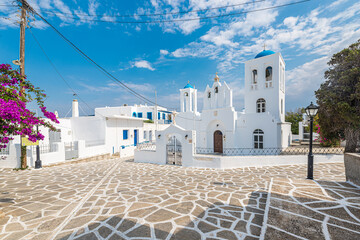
176, 50, 292, 152
0, 103, 170, 168
95, 104, 172, 124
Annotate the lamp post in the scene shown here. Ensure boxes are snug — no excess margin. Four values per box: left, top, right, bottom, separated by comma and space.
305, 102, 319, 180
34, 125, 42, 169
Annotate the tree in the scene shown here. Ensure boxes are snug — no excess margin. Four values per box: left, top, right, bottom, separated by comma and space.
315, 39, 360, 152
0, 64, 59, 168
285, 109, 303, 135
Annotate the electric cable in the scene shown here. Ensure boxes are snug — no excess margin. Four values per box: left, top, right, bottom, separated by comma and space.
38, 0, 310, 24
26, 7, 161, 108
42, 0, 267, 18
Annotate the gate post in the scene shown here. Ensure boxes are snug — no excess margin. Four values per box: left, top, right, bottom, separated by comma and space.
77, 140, 85, 159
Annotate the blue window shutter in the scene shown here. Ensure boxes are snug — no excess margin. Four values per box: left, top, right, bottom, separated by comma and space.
147, 112, 152, 120
123, 130, 128, 140
138, 112, 143, 118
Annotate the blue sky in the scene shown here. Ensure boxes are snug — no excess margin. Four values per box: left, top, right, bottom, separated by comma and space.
0, 0, 359, 116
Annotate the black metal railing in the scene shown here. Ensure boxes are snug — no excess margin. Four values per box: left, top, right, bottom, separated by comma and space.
195, 147, 344, 156
31, 144, 59, 154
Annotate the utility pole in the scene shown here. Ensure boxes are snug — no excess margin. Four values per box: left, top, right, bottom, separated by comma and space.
19, 0, 27, 169
155, 90, 158, 131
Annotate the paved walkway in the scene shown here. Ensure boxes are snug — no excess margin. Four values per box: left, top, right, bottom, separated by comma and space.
0, 158, 359, 240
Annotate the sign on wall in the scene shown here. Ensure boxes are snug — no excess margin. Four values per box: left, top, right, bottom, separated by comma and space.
21, 138, 39, 146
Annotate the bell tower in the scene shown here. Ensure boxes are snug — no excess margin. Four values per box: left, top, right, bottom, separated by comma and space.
180, 81, 197, 113
244, 49, 286, 122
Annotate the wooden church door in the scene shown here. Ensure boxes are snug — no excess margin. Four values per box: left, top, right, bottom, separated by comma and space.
214, 130, 223, 153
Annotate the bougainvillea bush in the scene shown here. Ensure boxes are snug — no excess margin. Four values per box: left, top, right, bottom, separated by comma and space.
0, 63, 59, 149
314, 124, 341, 147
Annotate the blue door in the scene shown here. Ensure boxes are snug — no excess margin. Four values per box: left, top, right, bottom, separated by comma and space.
134, 129, 138, 146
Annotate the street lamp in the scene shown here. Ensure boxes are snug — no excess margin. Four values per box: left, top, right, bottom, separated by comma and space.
35, 125, 42, 169
305, 102, 319, 180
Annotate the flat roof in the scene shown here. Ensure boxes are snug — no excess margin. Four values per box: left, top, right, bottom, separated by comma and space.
105, 115, 149, 121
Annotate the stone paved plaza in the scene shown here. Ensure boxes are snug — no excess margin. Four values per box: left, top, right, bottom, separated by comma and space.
0, 158, 359, 240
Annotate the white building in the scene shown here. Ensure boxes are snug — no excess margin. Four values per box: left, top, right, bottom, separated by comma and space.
0, 101, 170, 168
48, 102, 171, 155
176, 49, 292, 152
95, 104, 172, 124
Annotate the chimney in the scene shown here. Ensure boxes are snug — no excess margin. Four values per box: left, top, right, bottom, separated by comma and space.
72, 99, 79, 117
54, 111, 59, 118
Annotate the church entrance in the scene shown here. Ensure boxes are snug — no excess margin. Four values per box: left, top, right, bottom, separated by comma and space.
166, 135, 182, 165
214, 130, 223, 153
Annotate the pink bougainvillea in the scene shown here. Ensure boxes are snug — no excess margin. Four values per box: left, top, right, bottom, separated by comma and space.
0, 64, 59, 148
315, 124, 341, 147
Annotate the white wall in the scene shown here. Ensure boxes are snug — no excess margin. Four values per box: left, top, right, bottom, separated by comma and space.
135, 125, 195, 166
71, 116, 106, 143
134, 149, 159, 164
244, 53, 285, 123
78, 140, 108, 158
95, 105, 170, 122
0, 144, 20, 168
192, 154, 344, 169
0, 142, 66, 169
27, 143, 65, 167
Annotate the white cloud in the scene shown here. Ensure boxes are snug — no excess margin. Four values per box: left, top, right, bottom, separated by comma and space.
134, 0, 267, 35
160, 49, 169, 55
39, 0, 52, 9
53, 0, 74, 23
101, 14, 116, 22
78, 81, 155, 93
133, 60, 155, 71
88, 0, 99, 16
170, 0, 360, 73
286, 26, 360, 98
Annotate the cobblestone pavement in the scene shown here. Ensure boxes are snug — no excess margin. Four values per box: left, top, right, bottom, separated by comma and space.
0, 158, 359, 240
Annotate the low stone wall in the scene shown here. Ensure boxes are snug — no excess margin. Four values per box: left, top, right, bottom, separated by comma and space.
193, 154, 344, 169
344, 153, 360, 186
43, 153, 111, 168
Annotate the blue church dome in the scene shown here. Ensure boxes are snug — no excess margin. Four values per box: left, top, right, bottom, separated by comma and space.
255, 50, 275, 59
184, 83, 194, 89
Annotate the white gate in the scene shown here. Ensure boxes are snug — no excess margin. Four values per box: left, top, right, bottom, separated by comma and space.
65, 142, 78, 160
166, 136, 182, 165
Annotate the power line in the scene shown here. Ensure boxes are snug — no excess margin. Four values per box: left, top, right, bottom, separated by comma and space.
19, 0, 311, 119
41, 0, 267, 18
29, 27, 198, 121
38, 0, 310, 24
3, 1, 267, 18
28, 27, 94, 116
20, 2, 162, 109
0, 2, 17, 6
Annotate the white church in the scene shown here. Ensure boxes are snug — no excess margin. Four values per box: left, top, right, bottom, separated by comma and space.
175, 49, 292, 153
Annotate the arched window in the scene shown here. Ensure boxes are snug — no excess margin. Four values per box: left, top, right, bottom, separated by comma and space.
184, 92, 188, 97
266, 67, 272, 81
208, 92, 211, 98
252, 70, 258, 84
132, 112, 137, 117
253, 129, 264, 149
256, 98, 266, 113
215, 87, 218, 93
